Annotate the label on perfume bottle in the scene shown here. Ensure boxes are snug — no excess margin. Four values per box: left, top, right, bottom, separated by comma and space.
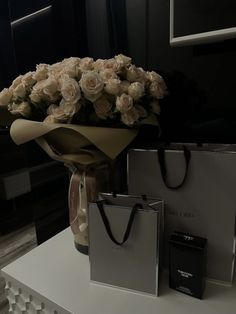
178, 270, 193, 279
177, 286, 193, 295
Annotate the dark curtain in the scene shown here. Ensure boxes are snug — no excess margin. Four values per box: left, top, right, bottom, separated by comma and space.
0, 1, 17, 89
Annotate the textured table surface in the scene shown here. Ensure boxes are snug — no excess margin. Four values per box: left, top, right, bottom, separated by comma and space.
2, 228, 236, 314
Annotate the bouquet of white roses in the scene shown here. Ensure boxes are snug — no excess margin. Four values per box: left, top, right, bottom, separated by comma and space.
0, 54, 167, 127
0, 55, 167, 253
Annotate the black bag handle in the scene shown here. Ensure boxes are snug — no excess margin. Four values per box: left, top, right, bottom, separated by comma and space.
96, 201, 143, 245
157, 145, 191, 190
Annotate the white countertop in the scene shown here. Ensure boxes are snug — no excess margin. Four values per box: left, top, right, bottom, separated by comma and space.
2, 228, 236, 314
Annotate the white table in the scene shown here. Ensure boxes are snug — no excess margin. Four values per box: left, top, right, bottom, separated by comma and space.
1, 228, 236, 314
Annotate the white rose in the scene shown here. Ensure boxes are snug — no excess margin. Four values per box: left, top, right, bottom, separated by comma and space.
94, 96, 112, 119
121, 107, 139, 126
33, 63, 49, 81
22, 72, 36, 87
43, 77, 58, 95
9, 102, 31, 117
50, 107, 69, 122
50, 61, 63, 71
93, 59, 105, 71
64, 65, 81, 79
128, 82, 145, 100
115, 54, 132, 68
103, 58, 121, 73
139, 67, 148, 83
29, 90, 41, 103
116, 93, 133, 113
9, 75, 23, 90
120, 80, 130, 94
149, 81, 166, 99
40, 77, 59, 102
32, 78, 59, 102
58, 73, 70, 86
63, 103, 80, 117
47, 104, 58, 115
126, 65, 146, 83
32, 80, 44, 91
146, 71, 163, 83
48, 62, 64, 79
104, 79, 121, 95
0, 88, 12, 106
147, 71, 167, 99
135, 105, 148, 118
79, 57, 94, 72
150, 100, 161, 114
13, 83, 27, 98
99, 69, 118, 83
61, 57, 81, 78
43, 115, 59, 124
62, 57, 81, 66
59, 99, 81, 116
60, 78, 81, 103
79, 71, 104, 102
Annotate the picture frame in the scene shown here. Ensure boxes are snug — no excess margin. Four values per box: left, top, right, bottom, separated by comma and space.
169, 0, 236, 46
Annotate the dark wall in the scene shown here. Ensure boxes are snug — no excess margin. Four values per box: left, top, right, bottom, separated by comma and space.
174, 1, 236, 36
148, 1, 236, 142
85, 0, 236, 143
0, 0, 88, 82
52, 0, 88, 60
10, 0, 55, 74
0, 1, 17, 89
85, 0, 147, 65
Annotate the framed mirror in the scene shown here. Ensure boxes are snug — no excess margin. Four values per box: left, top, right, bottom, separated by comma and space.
170, 0, 236, 46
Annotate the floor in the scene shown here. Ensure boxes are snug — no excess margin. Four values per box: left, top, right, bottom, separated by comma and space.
0, 224, 37, 314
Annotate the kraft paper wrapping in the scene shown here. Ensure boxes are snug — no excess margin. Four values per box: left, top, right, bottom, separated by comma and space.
10, 116, 157, 250
10, 119, 139, 166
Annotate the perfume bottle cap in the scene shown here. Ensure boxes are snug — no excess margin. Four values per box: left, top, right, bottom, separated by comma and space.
170, 231, 207, 250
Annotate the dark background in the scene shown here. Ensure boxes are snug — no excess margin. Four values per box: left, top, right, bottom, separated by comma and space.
1, 0, 236, 143
86, 0, 236, 143
1, 0, 236, 241
174, 0, 236, 36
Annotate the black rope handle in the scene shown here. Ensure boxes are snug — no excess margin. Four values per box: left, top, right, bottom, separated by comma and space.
96, 201, 143, 245
157, 145, 191, 190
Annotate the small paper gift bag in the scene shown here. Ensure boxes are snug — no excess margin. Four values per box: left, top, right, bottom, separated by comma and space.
89, 193, 164, 296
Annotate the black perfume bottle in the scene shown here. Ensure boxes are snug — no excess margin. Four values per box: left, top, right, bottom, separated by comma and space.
169, 231, 207, 299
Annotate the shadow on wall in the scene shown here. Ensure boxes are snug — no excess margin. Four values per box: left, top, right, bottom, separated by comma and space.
159, 69, 236, 143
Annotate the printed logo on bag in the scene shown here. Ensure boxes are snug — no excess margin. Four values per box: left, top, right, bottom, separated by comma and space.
168, 209, 196, 218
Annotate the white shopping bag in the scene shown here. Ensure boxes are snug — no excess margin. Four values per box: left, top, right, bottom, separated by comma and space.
89, 193, 163, 296
128, 144, 236, 284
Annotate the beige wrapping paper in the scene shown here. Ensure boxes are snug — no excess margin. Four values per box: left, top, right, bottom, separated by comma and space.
9, 119, 139, 251
9, 116, 157, 251
10, 119, 139, 165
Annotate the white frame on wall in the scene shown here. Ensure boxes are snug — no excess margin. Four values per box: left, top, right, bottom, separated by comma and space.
170, 0, 236, 46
